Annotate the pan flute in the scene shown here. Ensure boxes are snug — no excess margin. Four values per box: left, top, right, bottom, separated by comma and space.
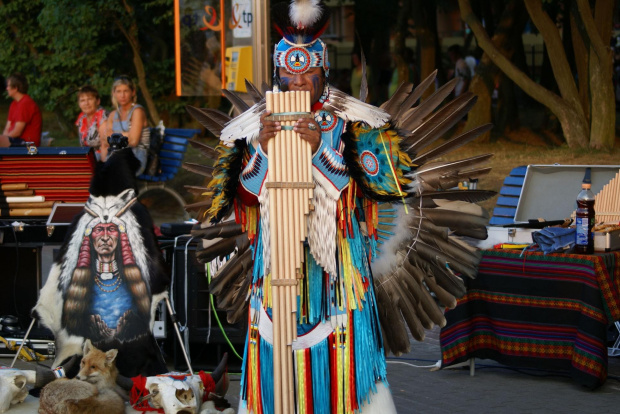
264, 90, 314, 414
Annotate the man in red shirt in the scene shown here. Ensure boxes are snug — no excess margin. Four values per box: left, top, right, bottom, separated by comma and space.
0, 73, 42, 147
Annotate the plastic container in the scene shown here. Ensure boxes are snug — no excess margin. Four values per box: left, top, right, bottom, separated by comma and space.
575, 182, 595, 254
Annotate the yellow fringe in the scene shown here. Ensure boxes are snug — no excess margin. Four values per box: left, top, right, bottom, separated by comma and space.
379, 130, 408, 214
336, 325, 344, 414
296, 349, 306, 414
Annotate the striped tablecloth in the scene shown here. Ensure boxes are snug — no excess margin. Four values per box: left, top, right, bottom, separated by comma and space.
440, 250, 620, 389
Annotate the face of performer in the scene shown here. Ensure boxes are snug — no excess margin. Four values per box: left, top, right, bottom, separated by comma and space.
91, 223, 120, 259
278, 67, 325, 105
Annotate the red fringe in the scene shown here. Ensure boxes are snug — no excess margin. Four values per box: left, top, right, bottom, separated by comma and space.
349, 311, 358, 411
198, 371, 216, 401
305, 348, 314, 413
329, 332, 337, 412
129, 375, 163, 412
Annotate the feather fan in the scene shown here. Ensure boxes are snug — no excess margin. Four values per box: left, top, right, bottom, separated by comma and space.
183, 49, 497, 357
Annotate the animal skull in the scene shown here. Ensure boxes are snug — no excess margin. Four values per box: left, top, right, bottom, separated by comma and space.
0, 368, 35, 413
145, 373, 205, 414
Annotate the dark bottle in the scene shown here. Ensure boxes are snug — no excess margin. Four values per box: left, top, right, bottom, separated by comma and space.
575, 181, 595, 254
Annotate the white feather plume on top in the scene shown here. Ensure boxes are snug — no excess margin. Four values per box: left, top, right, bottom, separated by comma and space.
290, 0, 322, 28
219, 101, 265, 146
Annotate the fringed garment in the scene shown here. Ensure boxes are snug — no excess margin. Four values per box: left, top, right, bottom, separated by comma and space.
210, 109, 411, 414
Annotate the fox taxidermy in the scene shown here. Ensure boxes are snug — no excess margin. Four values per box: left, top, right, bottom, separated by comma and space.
38, 340, 125, 414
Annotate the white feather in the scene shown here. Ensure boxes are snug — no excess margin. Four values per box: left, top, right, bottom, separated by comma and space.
290, 0, 322, 28
324, 88, 390, 128
369, 204, 413, 277
220, 101, 265, 146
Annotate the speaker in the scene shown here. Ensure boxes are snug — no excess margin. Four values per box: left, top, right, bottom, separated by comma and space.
166, 237, 246, 372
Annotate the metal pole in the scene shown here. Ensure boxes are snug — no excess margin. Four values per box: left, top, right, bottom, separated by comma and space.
10, 318, 36, 368
164, 296, 194, 375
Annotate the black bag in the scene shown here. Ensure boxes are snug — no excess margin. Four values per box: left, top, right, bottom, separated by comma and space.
144, 127, 163, 176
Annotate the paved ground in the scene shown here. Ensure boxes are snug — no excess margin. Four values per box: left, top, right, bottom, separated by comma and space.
4, 325, 620, 413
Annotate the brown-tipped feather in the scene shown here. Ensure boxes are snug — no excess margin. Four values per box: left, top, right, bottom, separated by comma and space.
418, 231, 481, 271
188, 139, 220, 160
375, 275, 420, 351
394, 70, 438, 119
380, 82, 413, 117
398, 266, 446, 327
245, 79, 264, 103
195, 236, 239, 263
415, 238, 478, 279
261, 81, 271, 95
404, 92, 477, 153
413, 189, 496, 206
420, 203, 489, 240
410, 252, 466, 298
226, 269, 252, 323
210, 247, 253, 296
191, 221, 245, 239
413, 154, 494, 191
394, 268, 434, 330
396, 77, 459, 133
359, 47, 369, 103
413, 123, 493, 165
402, 255, 457, 309
185, 199, 212, 212
184, 185, 211, 196
182, 162, 215, 180
186, 106, 228, 137
222, 89, 250, 113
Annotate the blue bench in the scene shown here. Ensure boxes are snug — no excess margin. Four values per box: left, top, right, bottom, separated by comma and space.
137, 127, 201, 220
138, 128, 201, 182
488, 165, 527, 226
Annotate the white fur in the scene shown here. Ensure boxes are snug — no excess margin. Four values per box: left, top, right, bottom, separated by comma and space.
370, 203, 413, 277
289, 0, 322, 28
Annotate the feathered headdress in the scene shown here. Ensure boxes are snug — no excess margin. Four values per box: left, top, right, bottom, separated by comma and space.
272, 1, 331, 76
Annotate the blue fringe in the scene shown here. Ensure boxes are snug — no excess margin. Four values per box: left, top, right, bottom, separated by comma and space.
308, 251, 323, 325
260, 337, 274, 414
240, 330, 250, 402
311, 339, 331, 414
252, 222, 264, 284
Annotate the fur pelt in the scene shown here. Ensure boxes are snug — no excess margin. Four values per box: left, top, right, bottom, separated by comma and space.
39, 340, 125, 414
34, 148, 169, 377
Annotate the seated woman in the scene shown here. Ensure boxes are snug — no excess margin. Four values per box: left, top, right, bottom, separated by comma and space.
99, 76, 150, 175
75, 85, 107, 159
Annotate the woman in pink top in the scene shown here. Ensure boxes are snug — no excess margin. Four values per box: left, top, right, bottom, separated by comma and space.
75, 85, 107, 158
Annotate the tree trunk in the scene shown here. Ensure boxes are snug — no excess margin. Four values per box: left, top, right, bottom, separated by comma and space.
116, 0, 160, 126
459, 0, 589, 147
569, 10, 590, 124
575, 0, 615, 149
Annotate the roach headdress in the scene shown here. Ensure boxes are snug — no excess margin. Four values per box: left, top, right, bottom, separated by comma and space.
272, 1, 331, 77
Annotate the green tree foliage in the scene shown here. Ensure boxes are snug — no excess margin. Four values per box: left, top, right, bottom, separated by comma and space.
0, 0, 192, 136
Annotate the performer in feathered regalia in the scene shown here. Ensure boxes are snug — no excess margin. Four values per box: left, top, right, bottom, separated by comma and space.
184, 1, 495, 413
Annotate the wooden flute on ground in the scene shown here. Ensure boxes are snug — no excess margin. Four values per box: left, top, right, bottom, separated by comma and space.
265, 90, 314, 414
